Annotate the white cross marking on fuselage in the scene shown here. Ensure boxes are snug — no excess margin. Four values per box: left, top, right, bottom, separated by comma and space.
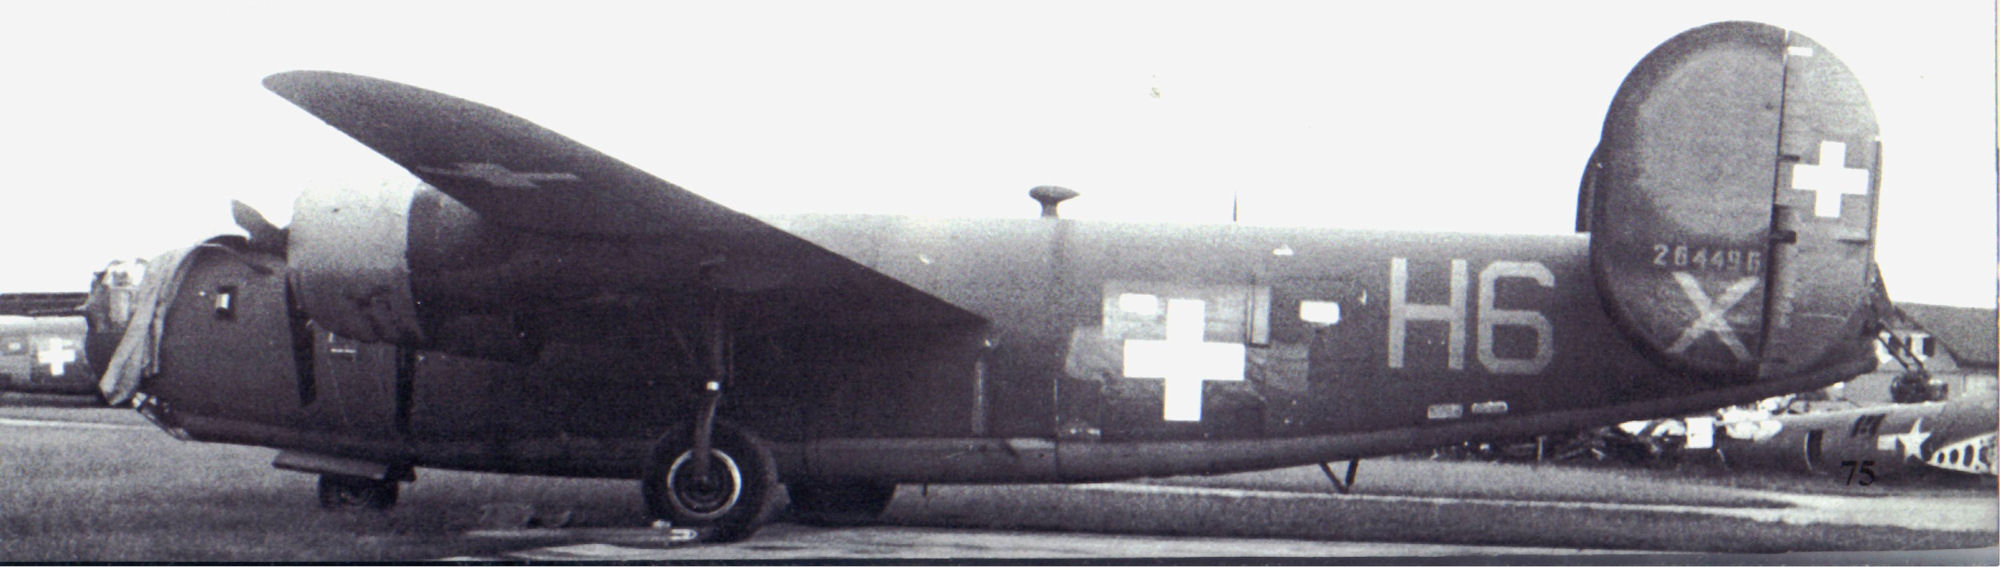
1122, 298, 1245, 422
416, 162, 581, 189
1789, 141, 1870, 219
36, 338, 75, 377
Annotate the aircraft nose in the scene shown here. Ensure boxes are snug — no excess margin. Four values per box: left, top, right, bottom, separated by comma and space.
85, 257, 160, 405
81, 260, 146, 380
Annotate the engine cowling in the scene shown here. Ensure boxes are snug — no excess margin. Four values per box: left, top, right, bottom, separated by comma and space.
288, 182, 542, 362
288, 182, 427, 345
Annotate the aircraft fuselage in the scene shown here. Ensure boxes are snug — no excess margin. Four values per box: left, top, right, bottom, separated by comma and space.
0, 315, 94, 396
132, 211, 1871, 483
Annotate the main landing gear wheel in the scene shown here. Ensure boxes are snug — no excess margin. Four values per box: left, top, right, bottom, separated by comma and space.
642, 421, 778, 542
787, 480, 896, 526
317, 474, 398, 510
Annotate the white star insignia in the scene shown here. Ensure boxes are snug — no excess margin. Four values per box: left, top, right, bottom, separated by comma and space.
1882, 418, 1932, 461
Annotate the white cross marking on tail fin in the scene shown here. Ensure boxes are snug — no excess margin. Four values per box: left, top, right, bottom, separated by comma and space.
1122, 299, 1245, 422
1789, 141, 1870, 219
1665, 273, 1759, 362
36, 338, 76, 377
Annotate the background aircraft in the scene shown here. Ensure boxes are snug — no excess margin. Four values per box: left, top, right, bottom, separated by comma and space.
78, 21, 1908, 541
1473, 303, 1997, 480
1685, 302, 1996, 480
1699, 396, 1995, 480
0, 293, 93, 397
0, 261, 144, 399
0, 293, 88, 317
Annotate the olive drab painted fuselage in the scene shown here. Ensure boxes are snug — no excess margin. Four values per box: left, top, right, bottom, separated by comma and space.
131, 211, 1874, 482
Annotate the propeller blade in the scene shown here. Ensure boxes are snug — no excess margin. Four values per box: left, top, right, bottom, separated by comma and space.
231, 200, 288, 253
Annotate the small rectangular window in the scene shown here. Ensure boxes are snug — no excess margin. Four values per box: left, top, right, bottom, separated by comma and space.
214, 286, 238, 320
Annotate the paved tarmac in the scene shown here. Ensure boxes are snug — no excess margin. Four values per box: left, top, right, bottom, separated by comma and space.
3, 408, 1991, 562
456, 476, 1995, 561
463, 522, 1641, 561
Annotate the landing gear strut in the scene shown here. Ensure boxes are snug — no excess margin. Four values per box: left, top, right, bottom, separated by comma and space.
1318, 460, 1360, 494
641, 290, 778, 541
317, 474, 398, 510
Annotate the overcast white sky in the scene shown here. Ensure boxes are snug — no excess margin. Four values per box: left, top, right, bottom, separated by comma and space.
0, 1, 1992, 308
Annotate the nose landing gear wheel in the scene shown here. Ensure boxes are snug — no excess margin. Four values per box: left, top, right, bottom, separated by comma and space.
317, 474, 398, 510
642, 422, 777, 542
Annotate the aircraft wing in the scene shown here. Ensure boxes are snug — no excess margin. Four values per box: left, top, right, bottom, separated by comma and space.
0, 293, 89, 316
263, 71, 984, 332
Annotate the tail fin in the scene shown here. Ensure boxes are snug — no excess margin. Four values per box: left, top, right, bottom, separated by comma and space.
1584, 22, 1882, 380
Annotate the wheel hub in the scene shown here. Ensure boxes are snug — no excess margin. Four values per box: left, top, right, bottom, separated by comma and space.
667, 449, 742, 517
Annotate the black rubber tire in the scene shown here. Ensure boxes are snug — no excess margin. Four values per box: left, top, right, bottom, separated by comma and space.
787, 480, 896, 526
317, 474, 398, 510
641, 421, 778, 542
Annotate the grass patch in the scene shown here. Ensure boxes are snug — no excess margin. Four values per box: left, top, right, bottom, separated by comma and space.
0, 417, 645, 562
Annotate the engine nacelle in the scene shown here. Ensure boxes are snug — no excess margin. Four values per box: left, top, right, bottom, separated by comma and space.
289, 182, 542, 362
289, 182, 428, 345
1583, 22, 1881, 381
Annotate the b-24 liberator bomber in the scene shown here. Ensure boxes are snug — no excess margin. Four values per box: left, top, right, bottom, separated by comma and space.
90, 22, 1893, 540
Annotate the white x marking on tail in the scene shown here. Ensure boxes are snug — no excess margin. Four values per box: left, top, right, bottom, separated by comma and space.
1664, 273, 1758, 361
